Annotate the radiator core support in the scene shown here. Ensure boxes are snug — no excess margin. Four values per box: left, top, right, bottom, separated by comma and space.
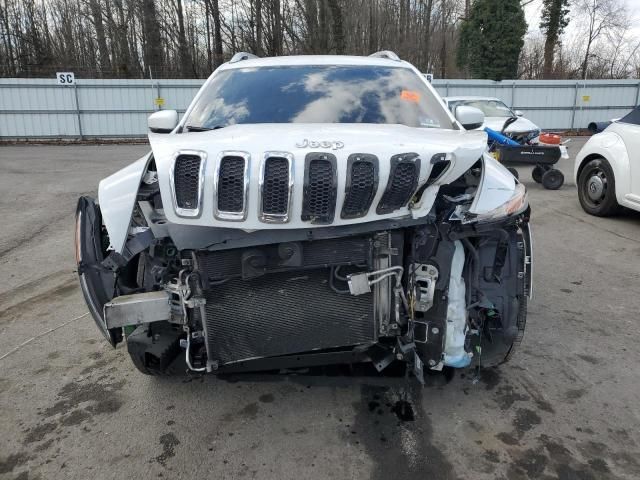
195, 232, 401, 370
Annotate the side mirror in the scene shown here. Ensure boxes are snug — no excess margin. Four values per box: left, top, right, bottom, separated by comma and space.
515, 110, 524, 117
148, 110, 178, 133
455, 106, 484, 130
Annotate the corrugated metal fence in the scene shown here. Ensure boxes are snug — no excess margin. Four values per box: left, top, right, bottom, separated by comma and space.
1, 77, 639, 139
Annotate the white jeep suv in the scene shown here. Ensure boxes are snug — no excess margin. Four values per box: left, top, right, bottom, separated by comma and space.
75, 52, 532, 382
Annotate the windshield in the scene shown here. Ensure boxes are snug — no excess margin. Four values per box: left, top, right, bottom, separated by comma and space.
448, 99, 515, 118
183, 65, 454, 130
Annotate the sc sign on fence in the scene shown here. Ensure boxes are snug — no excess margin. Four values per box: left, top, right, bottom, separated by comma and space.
56, 72, 75, 85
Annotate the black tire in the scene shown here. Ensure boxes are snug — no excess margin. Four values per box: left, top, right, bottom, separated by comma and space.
541, 168, 564, 190
507, 167, 519, 179
577, 157, 621, 217
532, 165, 545, 183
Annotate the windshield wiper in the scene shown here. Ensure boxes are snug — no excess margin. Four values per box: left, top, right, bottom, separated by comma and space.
185, 125, 226, 132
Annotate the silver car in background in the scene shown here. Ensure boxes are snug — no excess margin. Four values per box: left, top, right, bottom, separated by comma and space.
444, 96, 541, 143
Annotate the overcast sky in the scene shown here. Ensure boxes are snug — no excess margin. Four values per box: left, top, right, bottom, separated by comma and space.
523, 0, 640, 36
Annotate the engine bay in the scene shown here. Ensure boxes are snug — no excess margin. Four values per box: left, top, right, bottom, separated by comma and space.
76, 157, 531, 383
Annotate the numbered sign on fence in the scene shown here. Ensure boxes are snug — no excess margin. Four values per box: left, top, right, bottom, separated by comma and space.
56, 72, 75, 85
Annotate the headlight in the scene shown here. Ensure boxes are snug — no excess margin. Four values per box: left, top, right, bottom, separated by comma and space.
453, 183, 528, 224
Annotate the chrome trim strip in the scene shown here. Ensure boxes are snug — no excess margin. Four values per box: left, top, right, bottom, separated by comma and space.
259, 151, 294, 223
170, 149, 207, 218
214, 151, 250, 221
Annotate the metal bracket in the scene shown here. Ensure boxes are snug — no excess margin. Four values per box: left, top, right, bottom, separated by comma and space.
368, 344, 396, 372
184, 296, 206, 309
104, 291, 174, 329
413, 264, 439, 312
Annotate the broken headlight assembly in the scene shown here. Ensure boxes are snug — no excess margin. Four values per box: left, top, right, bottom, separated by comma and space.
452, 182, 528, 224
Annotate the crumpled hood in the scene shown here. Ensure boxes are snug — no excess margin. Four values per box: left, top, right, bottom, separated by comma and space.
149, 123, 488, 230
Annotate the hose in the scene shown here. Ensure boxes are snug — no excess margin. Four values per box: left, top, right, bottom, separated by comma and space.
185, 324, 206, 372
329, 266, 351, 294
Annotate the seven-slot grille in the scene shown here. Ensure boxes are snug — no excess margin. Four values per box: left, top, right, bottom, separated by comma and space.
215, 154, 247, 219
301, 153, 337, 224
171, 151, 424, 222
341, 154, 378, 219
261, 154, 292, 221
376, 153, 420, 215
173, 154, 202, 210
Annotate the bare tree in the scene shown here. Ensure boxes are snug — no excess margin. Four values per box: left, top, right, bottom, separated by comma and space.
576, 0, 626, 79
2, 0, 638, 81
141, 0, 162, 76
172, 0, 192, 77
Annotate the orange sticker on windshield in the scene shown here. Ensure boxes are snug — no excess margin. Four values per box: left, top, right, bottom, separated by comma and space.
400, 90, 420, 102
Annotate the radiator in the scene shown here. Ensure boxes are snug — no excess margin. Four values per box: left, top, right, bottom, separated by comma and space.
202, 268, 375, 365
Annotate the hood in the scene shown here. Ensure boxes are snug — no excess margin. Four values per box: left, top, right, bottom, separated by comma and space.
483, 116, 539, 134
149, 123, 487, 230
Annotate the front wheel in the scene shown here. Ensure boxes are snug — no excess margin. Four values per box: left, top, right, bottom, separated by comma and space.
577, 158, 621, 216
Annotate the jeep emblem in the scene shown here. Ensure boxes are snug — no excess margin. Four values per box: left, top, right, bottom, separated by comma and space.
295, 139, 344, 150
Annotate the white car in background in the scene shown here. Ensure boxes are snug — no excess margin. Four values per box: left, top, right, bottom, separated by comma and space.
574, 107, 640, 216
444, 96, 541, 142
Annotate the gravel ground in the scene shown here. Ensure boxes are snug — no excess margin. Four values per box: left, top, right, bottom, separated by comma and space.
1, 138, 640, 480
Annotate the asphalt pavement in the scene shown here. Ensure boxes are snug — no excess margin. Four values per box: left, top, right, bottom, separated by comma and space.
1, 138, 640, 480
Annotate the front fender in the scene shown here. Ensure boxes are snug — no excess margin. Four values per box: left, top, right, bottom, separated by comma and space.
75, 197, 119, 346
98, 152, 152, 253
574, 131, 631, 204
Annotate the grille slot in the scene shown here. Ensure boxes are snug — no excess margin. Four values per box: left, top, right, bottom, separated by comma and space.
172, 153, 203, 216
376, 153, 420, 215
260, 153, 293, 222
341, 154, 378, 219
215, 152, 248, 220
426, 153, 451, 186
301, 153, 337, 224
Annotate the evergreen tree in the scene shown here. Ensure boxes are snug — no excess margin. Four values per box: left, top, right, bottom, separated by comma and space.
456, 0, 527, 81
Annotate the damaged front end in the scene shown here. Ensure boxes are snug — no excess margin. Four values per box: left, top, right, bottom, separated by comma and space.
75, 151, 531, 382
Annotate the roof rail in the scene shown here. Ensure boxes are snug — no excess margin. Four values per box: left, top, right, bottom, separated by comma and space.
229, 52, 259, 64
369, 50, 401, 61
